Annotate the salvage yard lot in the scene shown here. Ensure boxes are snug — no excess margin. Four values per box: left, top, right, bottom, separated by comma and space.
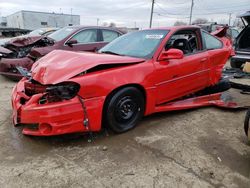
0, 75, 249, 187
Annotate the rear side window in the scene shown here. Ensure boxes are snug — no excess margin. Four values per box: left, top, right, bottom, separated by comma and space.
102, 30, 120, 42
72, 29, 97, 43
202, 31, 223, 50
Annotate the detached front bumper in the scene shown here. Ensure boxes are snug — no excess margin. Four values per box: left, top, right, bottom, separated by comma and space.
11, 80, 105, 136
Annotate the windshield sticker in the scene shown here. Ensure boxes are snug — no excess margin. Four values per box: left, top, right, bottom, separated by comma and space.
145, 34, 164, 39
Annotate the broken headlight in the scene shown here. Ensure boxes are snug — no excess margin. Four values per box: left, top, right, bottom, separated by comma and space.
39, 82, 80, 104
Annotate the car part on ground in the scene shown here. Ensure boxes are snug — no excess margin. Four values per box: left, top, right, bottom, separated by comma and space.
11, 26, 235, 136
223, 67, 250, 79
230, 11, 250, 68
0, 26, 125, 80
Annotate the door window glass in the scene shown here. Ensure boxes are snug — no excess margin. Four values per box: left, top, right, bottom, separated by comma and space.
72, 29, 97, 43
102, 30, 120, 42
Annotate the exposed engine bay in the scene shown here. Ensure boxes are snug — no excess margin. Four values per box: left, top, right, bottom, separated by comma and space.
1, 37, 54, 58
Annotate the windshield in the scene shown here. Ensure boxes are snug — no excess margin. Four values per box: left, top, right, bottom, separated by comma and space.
99, 29, 169, 58
48, 27, 77, 42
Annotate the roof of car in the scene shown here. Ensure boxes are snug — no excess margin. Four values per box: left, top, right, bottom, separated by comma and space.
145, 25, 201, 31
65, 25, 126, 33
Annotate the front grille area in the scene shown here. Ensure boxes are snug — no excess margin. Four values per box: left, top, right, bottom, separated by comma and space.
24, 82, 47, 96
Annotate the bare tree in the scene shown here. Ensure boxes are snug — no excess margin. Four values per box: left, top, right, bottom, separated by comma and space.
174, 21, 187, 26
109, 22, 116, 27
102, 22, 108, 27
102, 22, 116, 27
192, 18, 208, 24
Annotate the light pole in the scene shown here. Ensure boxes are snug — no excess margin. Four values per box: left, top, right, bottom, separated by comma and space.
228, 13, 232, 26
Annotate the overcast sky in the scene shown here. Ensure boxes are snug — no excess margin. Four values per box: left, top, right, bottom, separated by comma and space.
0, 0, 249, 28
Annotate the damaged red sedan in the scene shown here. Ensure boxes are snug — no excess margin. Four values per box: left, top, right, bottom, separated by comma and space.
0, 26, 124, 80
12, 26, 233, 136
0, 27, 58, 58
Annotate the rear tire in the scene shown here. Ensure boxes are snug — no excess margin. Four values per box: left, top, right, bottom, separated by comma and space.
104, 87, 145, 133
244, 109, 250, 137
230, 59, 244, 68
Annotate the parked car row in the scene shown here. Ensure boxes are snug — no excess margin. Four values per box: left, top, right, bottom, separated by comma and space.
9, 24, 234, 136
0, 26, 125, 80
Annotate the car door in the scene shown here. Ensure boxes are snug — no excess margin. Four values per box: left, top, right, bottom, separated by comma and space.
201, 31, 230, 84
63, 29, 103, 52
155, 30, 210, 104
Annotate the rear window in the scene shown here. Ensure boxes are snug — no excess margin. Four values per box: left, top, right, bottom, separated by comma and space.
202, 31, 223, 50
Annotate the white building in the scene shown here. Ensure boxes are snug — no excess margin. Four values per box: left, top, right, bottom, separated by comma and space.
0, 17, 7, 27
6, 10, 80, 30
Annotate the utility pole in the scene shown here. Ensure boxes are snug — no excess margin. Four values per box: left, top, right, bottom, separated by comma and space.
97, 18, 99, 26
149, 0, 155, 28
189, 0, 194, 25
228, 13, 232, 26
70, 8, 73, 24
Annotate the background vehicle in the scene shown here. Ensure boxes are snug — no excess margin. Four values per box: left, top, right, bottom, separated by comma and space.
11, 26, 233, 136
198, 23, 239, 42
231, 11, 250, 68
0, 27, 58, 55
0, 26, 125, 80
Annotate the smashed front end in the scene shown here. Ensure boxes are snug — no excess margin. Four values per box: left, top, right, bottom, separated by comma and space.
0, 36, 54, 59
12, 77, 104, 136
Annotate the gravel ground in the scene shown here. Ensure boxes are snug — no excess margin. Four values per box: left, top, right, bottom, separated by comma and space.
0, 74, 249, 188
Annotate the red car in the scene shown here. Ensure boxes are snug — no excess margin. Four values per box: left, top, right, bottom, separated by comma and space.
0, 26, 124, 80
12, 26, 233, 136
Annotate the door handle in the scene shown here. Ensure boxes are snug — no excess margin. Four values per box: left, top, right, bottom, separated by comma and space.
200, 58, 207, 62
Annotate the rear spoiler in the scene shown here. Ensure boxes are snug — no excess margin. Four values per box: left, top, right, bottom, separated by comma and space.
211, 26, 229, 38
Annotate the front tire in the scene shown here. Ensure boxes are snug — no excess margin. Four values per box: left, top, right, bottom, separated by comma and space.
104, 87, 145, 133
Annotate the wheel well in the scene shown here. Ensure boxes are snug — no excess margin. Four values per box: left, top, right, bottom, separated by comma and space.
102, 84, 146, 127
105, 84, 146, 103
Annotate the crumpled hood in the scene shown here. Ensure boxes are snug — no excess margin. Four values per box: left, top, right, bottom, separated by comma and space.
0, 46, 13, 55
31, 50, 145, 85
6, 36, 44, 47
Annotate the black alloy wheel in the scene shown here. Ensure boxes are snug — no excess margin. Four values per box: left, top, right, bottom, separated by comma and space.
104, 87, 145, 133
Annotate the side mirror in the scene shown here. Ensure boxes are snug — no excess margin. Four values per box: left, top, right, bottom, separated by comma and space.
66, 39, 78, 46
158, 48, 184, 61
